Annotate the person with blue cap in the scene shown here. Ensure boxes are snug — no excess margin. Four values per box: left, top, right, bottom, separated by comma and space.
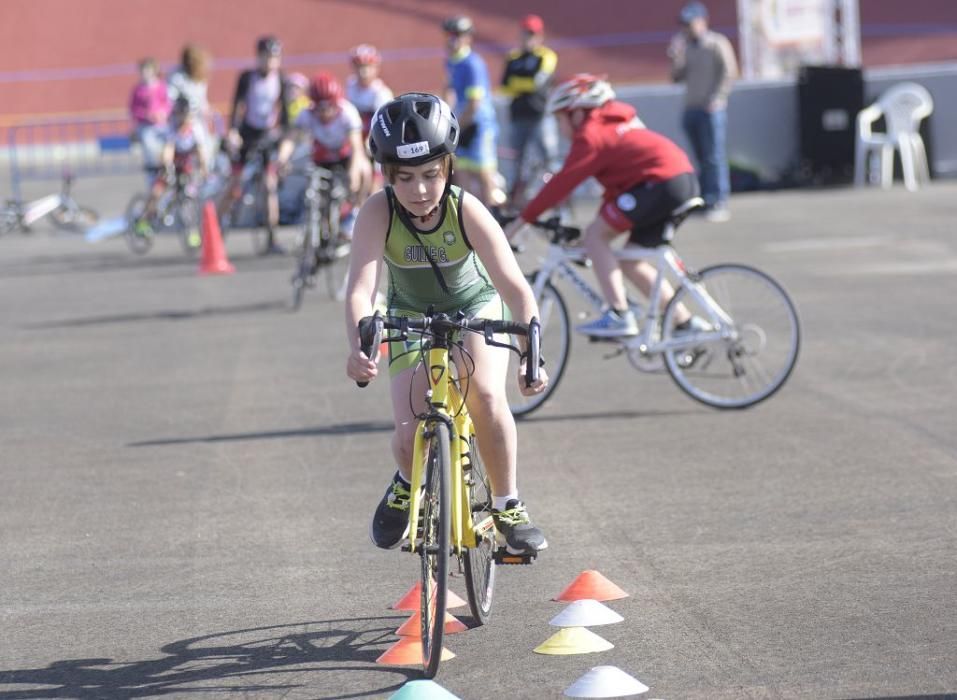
668, 2, 738, 222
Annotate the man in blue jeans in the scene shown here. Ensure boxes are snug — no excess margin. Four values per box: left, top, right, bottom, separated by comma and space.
668, 1, 738, 222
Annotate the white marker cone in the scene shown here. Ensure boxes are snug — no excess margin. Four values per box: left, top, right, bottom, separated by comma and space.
564, 665, 650, 697
549, 599, 625, 627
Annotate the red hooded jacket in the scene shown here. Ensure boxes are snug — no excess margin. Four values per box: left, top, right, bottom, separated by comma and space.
520, 100, 694, 222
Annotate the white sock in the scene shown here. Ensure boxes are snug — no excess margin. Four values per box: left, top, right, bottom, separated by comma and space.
493, 494, 519, 511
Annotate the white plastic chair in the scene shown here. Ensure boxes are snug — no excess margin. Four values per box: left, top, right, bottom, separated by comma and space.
854, 82, 933, 191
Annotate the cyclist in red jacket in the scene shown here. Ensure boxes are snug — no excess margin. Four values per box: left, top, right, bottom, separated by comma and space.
503, 74, 703, 337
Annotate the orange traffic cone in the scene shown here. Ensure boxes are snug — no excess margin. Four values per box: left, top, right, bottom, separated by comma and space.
391, 582, 467, 611
395, 610, 468, 637
554, 570, 629, 602
376, 637, 455, 666
198, 200, 235, 275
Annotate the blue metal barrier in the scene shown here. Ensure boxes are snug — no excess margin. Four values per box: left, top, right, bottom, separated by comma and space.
6, 112, 225, 201
7, 116, 140, 201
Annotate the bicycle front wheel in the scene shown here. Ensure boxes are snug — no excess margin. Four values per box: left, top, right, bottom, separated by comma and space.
124, 195, 153, 255
662, 264, 800, 409
420, 422, 451, 678
291, 227, 316, 312
508, 277, 571, 418
175, 197, 202, 257
462, 435, 495, 625
250, 179, 272, 255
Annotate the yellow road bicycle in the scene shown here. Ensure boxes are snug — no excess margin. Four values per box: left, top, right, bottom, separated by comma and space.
357, 309, 541, 678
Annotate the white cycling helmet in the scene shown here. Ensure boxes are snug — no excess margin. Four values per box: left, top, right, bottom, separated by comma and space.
546, 73, 615, 113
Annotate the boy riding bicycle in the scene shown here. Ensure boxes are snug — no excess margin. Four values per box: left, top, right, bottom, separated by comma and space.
344, 93, 549, 556
133, 96, 207, 244
503, 74, 706, 338
279, 72, 371, 239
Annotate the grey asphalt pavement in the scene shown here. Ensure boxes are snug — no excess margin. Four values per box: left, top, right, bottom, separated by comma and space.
1, 178, 956, 699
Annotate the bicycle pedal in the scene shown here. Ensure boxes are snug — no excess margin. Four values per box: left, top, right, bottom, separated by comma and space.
493, 547, 536, 565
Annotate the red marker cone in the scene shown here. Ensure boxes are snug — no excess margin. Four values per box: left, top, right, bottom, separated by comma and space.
391, 582, 467, 611
395, 610, 468, 637
198, 201, 235, 275
554, 570, 629, 602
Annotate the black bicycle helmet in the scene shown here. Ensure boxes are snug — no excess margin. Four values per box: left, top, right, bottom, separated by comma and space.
256, 35, 282, 56
369, 93, 459, 167
443, 16, 474, 35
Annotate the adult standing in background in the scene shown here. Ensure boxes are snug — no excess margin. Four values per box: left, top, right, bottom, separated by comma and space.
668, 1, 737, 222
167, 44, 214, 164
443, 15, 504, 208
500, 14, 559, 209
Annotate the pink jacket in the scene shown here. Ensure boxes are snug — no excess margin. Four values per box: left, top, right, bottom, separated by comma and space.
129, 81, 171, 126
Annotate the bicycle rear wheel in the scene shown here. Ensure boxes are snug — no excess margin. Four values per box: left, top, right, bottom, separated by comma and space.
124, 195, 153, 255
662, 264, 800, 409
507, 277, 570, 417
462, 435, 495, 625
420, 422, 450, 678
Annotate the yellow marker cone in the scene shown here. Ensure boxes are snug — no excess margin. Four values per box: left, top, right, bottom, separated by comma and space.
533, 626, 614, 655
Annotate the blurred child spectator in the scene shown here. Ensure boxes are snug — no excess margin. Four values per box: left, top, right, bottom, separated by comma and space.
285, 73, 311, 122
167, 44, 214, 163
129, 57, 170, 176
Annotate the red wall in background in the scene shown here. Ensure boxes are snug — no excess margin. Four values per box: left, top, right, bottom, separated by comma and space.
2, 0, 956, 125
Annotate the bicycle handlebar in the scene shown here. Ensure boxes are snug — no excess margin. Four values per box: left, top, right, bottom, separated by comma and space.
529, 216, 582, 244
356, 310, 541, 389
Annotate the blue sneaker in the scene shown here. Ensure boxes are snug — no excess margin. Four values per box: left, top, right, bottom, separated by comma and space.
576, 308, 638, 337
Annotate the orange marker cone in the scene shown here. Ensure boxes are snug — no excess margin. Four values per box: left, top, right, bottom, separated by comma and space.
395, 610, 468, 637
376, 637, 455, 666
198, 201, 235, 275
391, 582, 467, 611
554, 570, 629, 602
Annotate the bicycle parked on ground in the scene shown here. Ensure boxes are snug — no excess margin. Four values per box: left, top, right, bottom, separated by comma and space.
357, 309, 541, 678
125, 167, 203, 256
290, 165, 351, 310
0, 172, 98, 235
507, 196, 800, 416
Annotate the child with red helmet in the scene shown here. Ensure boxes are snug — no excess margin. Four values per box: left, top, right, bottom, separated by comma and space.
503, 73, 704, 338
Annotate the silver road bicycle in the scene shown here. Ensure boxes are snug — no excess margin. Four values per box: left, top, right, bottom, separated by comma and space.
507, 197, 801, 415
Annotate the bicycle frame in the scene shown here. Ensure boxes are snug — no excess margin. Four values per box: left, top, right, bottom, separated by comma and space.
407, 344, 488, 557
529, 239, 736, 355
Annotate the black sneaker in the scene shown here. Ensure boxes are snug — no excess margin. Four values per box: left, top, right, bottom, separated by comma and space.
492, 499, 548, 555
370, 474, 412, 549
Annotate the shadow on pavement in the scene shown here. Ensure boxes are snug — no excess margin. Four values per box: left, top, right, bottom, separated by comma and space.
519, 408, 700, 423
24, 300, 288, 330
0, 616, 416, 699
128, 421, 395, 447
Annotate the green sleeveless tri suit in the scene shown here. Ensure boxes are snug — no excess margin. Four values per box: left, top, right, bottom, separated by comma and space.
383, 185, 505, 375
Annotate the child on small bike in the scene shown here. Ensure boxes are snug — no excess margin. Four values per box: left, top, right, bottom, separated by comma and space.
133, 96, 208, 244
344, 93, 549, 556
278, 72, 372, 240
503, 74, 704, 338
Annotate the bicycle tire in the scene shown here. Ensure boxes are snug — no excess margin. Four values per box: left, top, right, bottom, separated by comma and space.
175, 197, 202, 257
250, 177, 272, 255
124, 195, 154, 255
508, 276, 571, 417
291, 224, 317, 312
420, 422, 451, 679
0, 207, 19, 235
50, 203, 99, 232
321, 199, 350, 301
662, 263, 800, 409
462, 435, 495, 625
